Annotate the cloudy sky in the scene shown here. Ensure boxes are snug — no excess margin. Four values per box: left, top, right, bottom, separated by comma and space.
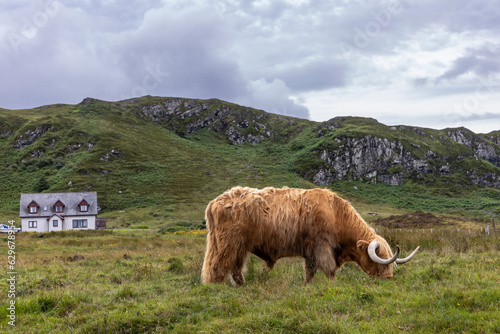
1, 0, 500, 133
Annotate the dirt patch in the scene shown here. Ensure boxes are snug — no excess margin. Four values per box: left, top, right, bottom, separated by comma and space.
67, 254, 85, 262
371, 211, 453, 229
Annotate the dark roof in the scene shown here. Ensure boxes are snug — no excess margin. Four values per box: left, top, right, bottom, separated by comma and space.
20, 192, 98, 217
47, 213, 65, 221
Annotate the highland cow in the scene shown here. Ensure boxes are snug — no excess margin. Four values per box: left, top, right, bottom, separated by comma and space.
201, 187, 419, 285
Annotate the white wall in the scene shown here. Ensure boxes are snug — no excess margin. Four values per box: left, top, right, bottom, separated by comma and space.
22, 215, 96, 232
48, 217, 63, 232
22, 218, 47, 233
65, 215, 96, 230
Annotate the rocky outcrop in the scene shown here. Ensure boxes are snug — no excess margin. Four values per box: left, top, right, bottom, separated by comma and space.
485, 134, 500, 146
316, 119, 340, 137
13, 125, 54, 149
307, 127, 500, 187
100, 149, 124, 162
138, 99, 273, 144
312, 135, 434, 186
448, 128, 500, 167
79, 97, 102, 105
66, 142, 95, 153
1, 129, 12, 137
31, 149, 44, 158
466, 170, 500, 188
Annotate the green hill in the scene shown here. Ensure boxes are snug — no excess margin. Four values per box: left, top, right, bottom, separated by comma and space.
1, 96, 499, 226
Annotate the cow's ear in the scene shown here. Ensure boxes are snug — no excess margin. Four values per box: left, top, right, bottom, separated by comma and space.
356, 240, 370, 251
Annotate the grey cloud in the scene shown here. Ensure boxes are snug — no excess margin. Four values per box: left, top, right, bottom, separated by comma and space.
436, 44, 500, 82
458, 112, 500, 122
112, 4, 249, 102
244, 78, 309, 119
271, 59, 348, 93
0, 0, 499, 131
413, 78, 428, 87
0, 0, 311, 117
63, 0, 164, 30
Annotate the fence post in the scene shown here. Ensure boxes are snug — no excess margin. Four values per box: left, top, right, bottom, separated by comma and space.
485, 224, 490, 236
493, 220, 497, 234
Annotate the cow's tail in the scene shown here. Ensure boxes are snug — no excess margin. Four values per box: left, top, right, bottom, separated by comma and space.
201, 200, 218, 284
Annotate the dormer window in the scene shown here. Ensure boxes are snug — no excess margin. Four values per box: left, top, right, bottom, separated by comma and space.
54, 200, 65, 213
79, 199, 89, 212
28, 201, 39, 214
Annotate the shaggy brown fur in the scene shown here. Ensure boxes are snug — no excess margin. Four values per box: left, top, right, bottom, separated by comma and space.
201, 186, 396, 285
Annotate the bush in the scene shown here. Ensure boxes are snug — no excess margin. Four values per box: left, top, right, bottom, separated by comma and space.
158, 226, 185, 234
130, 225, 149, 229
38, 295, 57, 313
157, 220, 206, 234
167, 257, 183, 273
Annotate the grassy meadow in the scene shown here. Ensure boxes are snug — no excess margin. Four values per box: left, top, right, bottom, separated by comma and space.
1, 227, 499, 333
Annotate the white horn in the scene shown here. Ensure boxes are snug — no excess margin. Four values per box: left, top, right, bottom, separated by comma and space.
368, 241, 399, 265
396, 246, 420, 264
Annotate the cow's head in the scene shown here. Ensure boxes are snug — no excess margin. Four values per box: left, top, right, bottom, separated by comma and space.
355, 238, 419, 278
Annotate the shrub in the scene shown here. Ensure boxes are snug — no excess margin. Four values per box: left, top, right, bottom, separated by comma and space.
157, 220, 206, 234
130, 225, 149, 229
167, 257, 184, 273
38, 295, 57, 313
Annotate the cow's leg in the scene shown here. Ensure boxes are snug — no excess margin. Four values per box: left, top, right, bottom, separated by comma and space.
304, 256, 317, 283
315, 243, 337, 280
303, 239, 337, 283
251, 248, 276, 270
202, 243, 234, 284
206, 254, 231, 284
264, 260, 276, 270
202, 232, 229, 284
303, 237, 317, 283
231, 250, 249, 286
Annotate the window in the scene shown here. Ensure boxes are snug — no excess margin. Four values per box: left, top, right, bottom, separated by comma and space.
79, 199, 89, 212
54, 200, 64, 213
28, 221, 37, 228
28, 201, 39, 214
72, 219, 88, 228
53, 220, 58, 227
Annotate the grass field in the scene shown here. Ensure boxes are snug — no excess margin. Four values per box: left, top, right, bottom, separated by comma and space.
1, 228, 499, 333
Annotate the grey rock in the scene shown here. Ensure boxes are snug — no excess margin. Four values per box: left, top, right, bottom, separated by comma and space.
439, 165, 450, 175
448, 128, 500, 167
377, 173, 405, 186
31, 150, 43, 158
100, 149, 124, 162
314, 135, 433, 186
1, 129, 12, 137
13, 125, 54, 149
313, 169, 335, 186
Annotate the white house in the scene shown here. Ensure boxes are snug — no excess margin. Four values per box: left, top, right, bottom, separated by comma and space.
20, 192, 98, 232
